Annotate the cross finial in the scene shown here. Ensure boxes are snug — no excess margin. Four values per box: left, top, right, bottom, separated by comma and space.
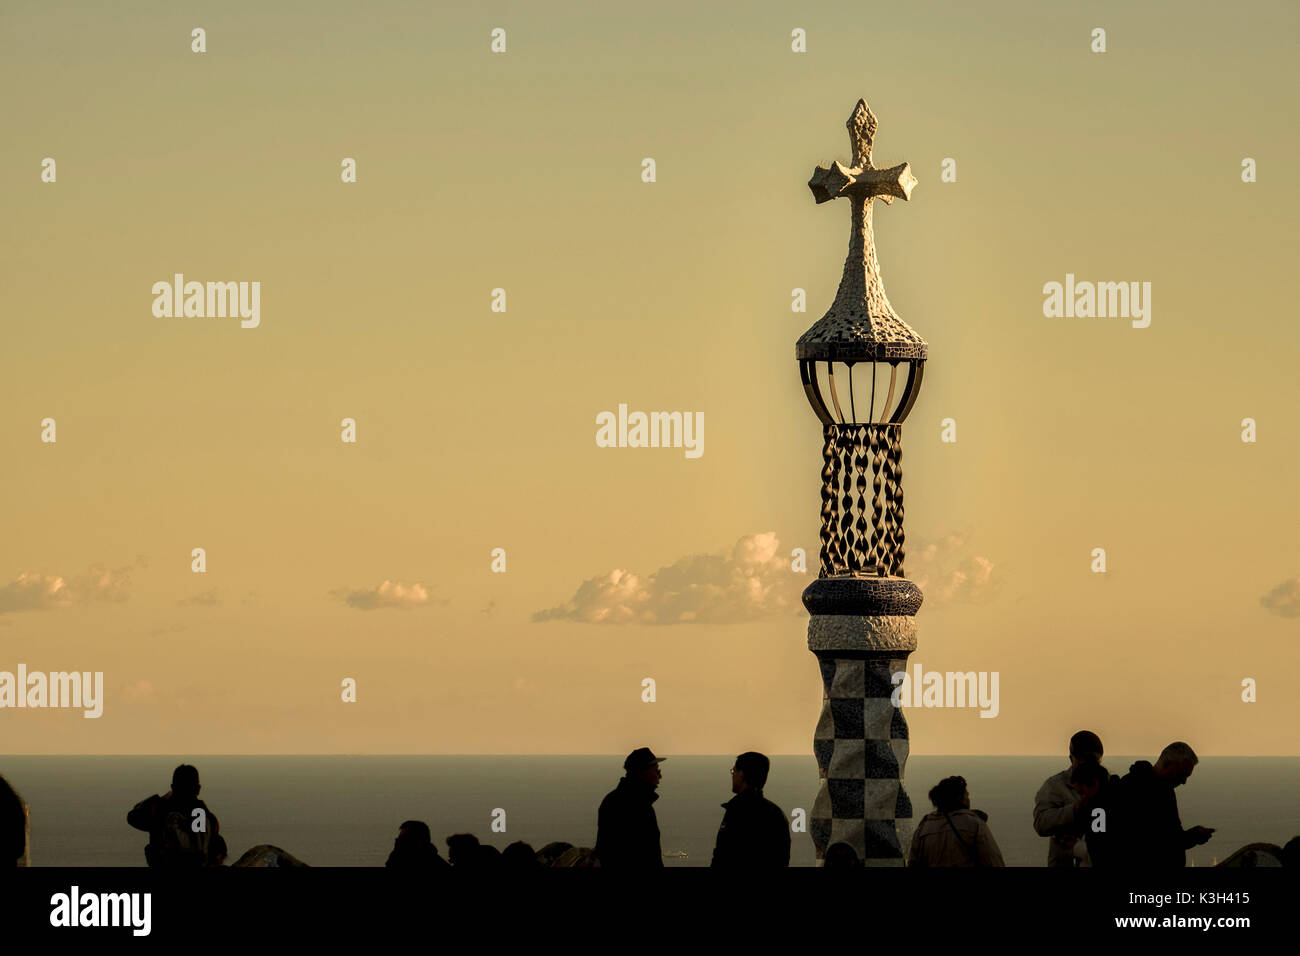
808, 99, 917, 206
796, 98, 927, 364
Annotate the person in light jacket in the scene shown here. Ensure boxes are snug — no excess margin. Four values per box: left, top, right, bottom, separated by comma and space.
1034, 730, 1104, 867
908, 775, 1005, 868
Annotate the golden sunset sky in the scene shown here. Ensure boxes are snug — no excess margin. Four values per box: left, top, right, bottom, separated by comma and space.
1, 0, 1297, 755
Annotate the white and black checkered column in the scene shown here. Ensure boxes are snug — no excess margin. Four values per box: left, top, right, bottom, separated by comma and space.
804, 574, 922, 865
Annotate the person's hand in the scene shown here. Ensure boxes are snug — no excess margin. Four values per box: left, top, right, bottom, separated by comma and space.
1189, 826, 1214, 845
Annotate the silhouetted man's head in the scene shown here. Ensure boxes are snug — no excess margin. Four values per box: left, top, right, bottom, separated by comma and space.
623, 748, 665, 790
1154, 742, 1198, 786
171, 764, 201, 800
396, 820, 432, 847
928, 776, 969, 813
446, 833, 480, 867
731, 752, 770, 794
1068, 731, 1104, 768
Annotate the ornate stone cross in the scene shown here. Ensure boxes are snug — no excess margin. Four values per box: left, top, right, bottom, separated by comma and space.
801, 99, 923, 364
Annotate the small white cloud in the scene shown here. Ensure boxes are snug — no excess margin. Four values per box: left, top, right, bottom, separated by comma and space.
333, 579, 433, 610
1260, 578, 1300, 618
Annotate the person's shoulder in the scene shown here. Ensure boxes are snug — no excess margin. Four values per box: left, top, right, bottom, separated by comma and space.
1035, 770, 1068, 795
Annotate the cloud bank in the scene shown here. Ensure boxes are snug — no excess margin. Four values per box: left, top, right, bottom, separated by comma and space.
534, 529, 999, 625
533, 532, 803, 625
0, 563, 135, 614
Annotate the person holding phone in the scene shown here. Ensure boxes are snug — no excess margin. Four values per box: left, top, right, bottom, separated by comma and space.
1112, 742, 1214, 868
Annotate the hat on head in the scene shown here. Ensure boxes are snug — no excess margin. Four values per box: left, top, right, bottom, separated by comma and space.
623, 748, 666, 772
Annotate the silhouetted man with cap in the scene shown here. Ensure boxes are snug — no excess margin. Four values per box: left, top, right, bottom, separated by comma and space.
594, 748, 665, 869
711, 752, 790, 868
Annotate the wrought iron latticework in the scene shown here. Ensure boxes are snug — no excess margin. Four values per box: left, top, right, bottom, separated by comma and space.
818, 422, 906, 578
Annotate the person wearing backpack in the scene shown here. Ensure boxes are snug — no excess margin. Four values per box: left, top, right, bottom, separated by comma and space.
907, 775, 1005, 867
127, 764, 222, 867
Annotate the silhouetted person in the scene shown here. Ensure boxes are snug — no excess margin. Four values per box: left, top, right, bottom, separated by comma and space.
1112, 742, 1213, 868
1, 774, 29, 866
477, 844, 502, 869
1034, 730, 1104, 867
446, 832, 481, 868
1283, 837, 1300, 868
386, 820, 450, 870
502, 841, 540, 869
594, 748, 666, 869
908, 775, 1005, 867
126, 764, 221, 867
823, 842, 862, 869
1070, 759, 1119, 868
711, 752, 790, 868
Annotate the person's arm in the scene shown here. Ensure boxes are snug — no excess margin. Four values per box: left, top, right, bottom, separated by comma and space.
779, 812, 791, 867
977, 821, 1006, 868
126, 795, 161, 832
1033, 777, 1077, 837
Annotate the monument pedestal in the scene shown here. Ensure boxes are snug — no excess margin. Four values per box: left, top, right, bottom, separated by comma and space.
805, 577, 920, 865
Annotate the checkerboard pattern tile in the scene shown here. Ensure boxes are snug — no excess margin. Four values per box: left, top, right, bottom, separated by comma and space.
809, 654, 914, 865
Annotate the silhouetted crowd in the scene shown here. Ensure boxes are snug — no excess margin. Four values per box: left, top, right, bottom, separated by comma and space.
1, 737, 1296, 869
910, 733, 1221, 868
